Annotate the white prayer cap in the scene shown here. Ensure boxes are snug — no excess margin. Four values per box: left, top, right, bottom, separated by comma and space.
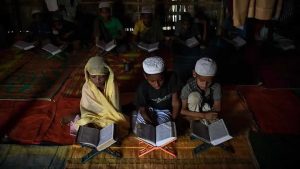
195, 57, 217, 76
31, 9, 41, 16
86, 56, 109, 75
143, 56, 165, 74
141, 6, 153, 14
98, 1, 111, 9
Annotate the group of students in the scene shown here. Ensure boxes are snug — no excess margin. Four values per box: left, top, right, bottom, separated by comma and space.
96, 1, 206, 52
26, 1, 83, 53
69, 55, 221, 139
94, 2, 165, 52
26, 0, 206, 57
95, 1, 207, 83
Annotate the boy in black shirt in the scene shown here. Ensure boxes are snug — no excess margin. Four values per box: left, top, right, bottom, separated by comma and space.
134, 56, 181, 127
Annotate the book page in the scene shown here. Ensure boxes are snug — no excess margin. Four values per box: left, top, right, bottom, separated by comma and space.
148, 42, 159, 52
105, 40, 117, 52
185, 37, 199, 48
137, 42, 148, 51
138, 42, 159, 52
156, 121, 177, 146
191, 121, 210, 143
232, 36, 246, 47
208, 119, 232, 145
97, 123, 116, 151
136, 123, 156, 146
42, 43, 61, 55
14, 41, 35, 50
96, 41, 105, 49
76, 126, 100, 148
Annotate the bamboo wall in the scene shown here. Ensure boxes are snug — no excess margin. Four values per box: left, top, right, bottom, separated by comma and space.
1, 0, 223, 33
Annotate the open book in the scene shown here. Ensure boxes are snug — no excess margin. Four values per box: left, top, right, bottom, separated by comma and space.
191, 119, 232, 146
137, 42, 159, 52
96, 40, 117, 52
232, 36, 247, 48
135, 121, 177, 147
185, 37, 199, 48
76, 123, 117, 151
42, 43, 62, 55
14, 41, 35, 50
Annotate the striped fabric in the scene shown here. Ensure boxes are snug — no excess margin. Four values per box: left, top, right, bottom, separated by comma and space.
136, 107, 171, 125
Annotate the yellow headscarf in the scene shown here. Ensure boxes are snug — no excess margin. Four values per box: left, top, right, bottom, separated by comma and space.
76, 56, 129, 137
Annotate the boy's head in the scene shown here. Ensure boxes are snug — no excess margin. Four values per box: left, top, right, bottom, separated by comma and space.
141, 6, 153, 27
98, 1, 111, 20
52, 12, 63, 29
193, 57, 217, 91
85, 56, 109, 88
143, 56, 165, 90
180, 12, 193, 32
31, 9, 42, 21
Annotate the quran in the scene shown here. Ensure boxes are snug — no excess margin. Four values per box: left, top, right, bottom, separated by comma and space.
135, 121, 177, 147
76, 123, 117, 151
191, 119, 232, 146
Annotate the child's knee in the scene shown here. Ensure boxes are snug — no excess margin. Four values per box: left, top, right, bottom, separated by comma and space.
187, 92, 203, 112
188, 92, 202, 105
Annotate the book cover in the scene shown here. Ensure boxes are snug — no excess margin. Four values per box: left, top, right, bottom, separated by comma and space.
14, 41, 35, 50
135, 121, 177, 147
76, 123, 117, 151
137, 42, 159, 52
96, 40, 117, 52
191, 119, 232, 146
42, 43, 62, 55
185, 37, 199, 48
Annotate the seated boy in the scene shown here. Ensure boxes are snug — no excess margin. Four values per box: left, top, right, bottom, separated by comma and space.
27, 9, 51, 44
50, 13, 76, 50
94, 1, 126, 53
73, 56, 129, 138
133, 56, 181, 131
173, 12, 202, 83
180, 57, 220, 125
132, 6, 164, 45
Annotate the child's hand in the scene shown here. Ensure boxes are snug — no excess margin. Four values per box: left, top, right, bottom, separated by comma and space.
204, 112, 218, 120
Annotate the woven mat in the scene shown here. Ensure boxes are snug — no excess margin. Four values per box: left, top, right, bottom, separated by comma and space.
0, 49, 32, 82
65, 134, 259, 169
0, 53, 70, 101
0, 144, 70, 169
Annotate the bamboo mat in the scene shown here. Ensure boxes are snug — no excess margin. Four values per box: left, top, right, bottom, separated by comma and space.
65, 134, 259, 169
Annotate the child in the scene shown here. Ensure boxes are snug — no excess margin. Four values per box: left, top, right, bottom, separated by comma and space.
134, 56, 181, 128
27, 9, 51, 44
50, 13, 75, 47
94, 1, 126, 52
74, 56, 129, 137
180, 57, 220, 124
173, 12, 202, 83
132, 6, 164, 45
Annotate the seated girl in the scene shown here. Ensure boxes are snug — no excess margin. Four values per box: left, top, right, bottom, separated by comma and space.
74, 56, 129, 137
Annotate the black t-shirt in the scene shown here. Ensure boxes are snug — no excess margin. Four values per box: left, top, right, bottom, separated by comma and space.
134, 72, 181, 110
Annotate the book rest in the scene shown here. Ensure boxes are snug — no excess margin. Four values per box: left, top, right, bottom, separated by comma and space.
80, 146, 122, 163
191, 136, 235, 155
138, 141, 177, 158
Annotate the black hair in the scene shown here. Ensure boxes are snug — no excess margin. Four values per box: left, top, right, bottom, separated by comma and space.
181, 12, 193, 23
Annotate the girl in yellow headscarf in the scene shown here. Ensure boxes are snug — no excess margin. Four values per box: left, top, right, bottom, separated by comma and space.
75, 56, 129, 137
